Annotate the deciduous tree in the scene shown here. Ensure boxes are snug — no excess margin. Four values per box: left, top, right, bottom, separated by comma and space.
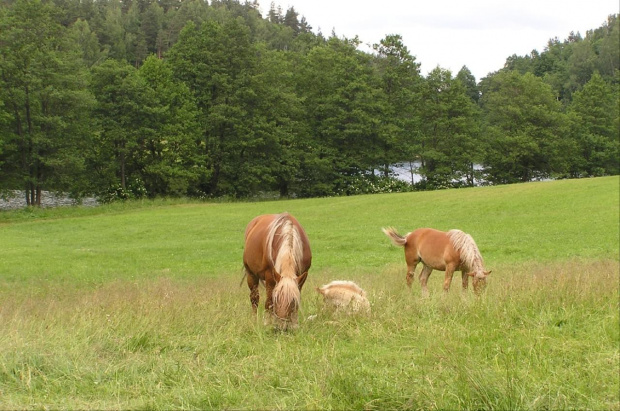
480, 71, 570, 183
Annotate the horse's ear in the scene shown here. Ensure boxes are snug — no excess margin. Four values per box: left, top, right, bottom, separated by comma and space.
484, 270, 492, 276
297, 271, 308, 288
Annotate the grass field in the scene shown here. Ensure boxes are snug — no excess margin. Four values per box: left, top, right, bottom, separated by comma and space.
0, 177, 618, 409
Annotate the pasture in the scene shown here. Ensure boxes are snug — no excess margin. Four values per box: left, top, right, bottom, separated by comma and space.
1, 177, 618, 409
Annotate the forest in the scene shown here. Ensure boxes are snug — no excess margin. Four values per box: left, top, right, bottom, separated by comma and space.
0, 0, 618, 204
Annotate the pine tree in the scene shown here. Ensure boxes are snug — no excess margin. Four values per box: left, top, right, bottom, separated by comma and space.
418, 68, 480, 188
0, 0, 95, 204
372, 34, 422, 180
567, 72, 619, 176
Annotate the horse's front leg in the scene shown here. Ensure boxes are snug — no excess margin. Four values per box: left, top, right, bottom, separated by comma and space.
461, 270, 469, 291
443, 265, 458, 292
246, 270, 260, 315
264, 280, 274, 314
262, 278, 276, 326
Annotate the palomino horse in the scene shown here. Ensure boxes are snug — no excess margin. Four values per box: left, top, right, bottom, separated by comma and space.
316, 280, 371, 315
382, 227, 491, 294
243, 213, 311, 329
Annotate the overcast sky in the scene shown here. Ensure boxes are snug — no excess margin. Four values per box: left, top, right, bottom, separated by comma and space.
263, 0, 619, 80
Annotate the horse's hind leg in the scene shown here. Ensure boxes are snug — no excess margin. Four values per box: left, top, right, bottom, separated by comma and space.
419, 265, 432, 296
246, 271, 260, 315
406, 259, 420, 288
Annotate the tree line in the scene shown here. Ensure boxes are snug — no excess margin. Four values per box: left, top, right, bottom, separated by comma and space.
0, 0, 618, 205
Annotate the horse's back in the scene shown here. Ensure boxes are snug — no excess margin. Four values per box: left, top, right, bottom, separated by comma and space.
318, 280, 366, 297
409, 228, 451, 249
243, 214, 275, 275
408, 228, 459, 269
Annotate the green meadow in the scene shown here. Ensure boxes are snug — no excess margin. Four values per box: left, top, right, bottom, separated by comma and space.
1, 177, 618, 410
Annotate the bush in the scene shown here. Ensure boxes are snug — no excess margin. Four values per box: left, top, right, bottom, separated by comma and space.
338, 175, 413, 196
99, 178, 148, 203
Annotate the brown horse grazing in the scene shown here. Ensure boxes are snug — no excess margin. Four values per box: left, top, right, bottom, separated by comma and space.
382, 227, 491, 294
243, 213, 311, 329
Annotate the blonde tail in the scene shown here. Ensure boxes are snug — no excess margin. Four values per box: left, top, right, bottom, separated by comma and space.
382, 227, 407, 247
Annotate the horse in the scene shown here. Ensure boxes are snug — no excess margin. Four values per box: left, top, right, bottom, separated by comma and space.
382, 227, 491, 294
243, 213, 311, 329
316, 280, 371, 315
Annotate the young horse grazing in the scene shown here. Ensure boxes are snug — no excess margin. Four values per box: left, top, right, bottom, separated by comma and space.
243, 213, 311, 330
382, 227, 491, 295
316, 280, 371, 315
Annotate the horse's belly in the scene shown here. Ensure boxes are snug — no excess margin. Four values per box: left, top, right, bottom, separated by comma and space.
425, 260, 447, 271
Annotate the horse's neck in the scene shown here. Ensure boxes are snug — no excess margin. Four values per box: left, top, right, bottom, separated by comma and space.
275, 252, 298, 278
449, 230, 484, 272
468, 257, 484, 272
273, 221, 302, 277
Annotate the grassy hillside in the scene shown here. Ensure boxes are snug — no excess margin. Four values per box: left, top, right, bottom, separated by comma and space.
0, 177, 618, 409
0, 177, 618, 284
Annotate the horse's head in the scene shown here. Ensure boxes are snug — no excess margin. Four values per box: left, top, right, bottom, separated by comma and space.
468, 270, 491, 293
273, 271, 308, 330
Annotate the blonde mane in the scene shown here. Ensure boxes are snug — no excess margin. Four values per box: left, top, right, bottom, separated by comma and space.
266, 213, 304, 311
319, 280, 367, 297
447, 229, 484, 273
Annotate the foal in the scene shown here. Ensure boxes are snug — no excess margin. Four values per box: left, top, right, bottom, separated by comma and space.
316, 280, 370, 315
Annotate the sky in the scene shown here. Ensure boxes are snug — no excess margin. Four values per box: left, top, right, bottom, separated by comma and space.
263, 0, 619, 80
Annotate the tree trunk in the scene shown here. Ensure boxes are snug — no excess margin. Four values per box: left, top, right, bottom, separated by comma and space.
278, 178, 289, 197
120, 151, 126, 191
25, 186, 31, 207
408, 161, 416, 187
35, 186, 41, 207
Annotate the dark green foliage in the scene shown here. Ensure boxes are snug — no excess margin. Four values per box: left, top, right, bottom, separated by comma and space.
89, 57, 204, 198
167, 18, 270, 197
480, 71, 571, 183
457, 66, 480, 103
0, 0, 617, 203
373, 34, 422, 177
297, 37, 388, 196
418, 68, 481, 188
501, 15, 619, 103
0, 0, 95, 204
567, 73, 619, 176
